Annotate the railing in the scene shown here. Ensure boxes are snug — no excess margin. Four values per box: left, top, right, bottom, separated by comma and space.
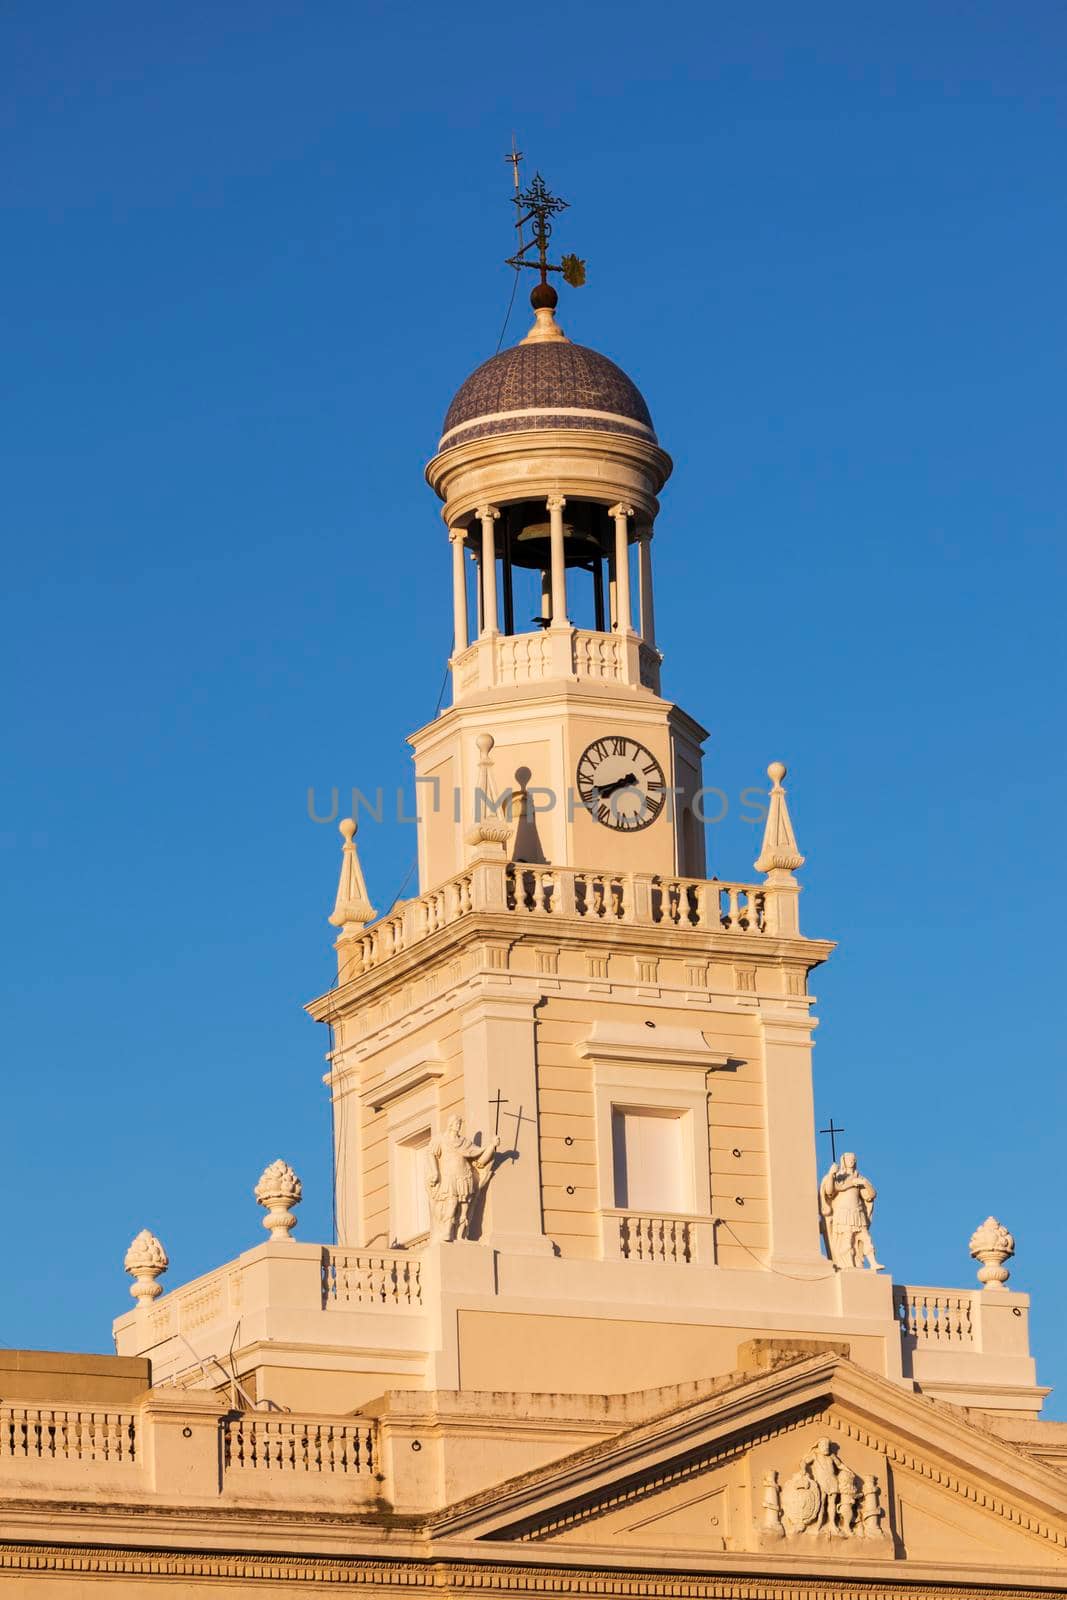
618, 1214, 694, 1264
452, 628, 644, 700
894, 1285, 974, 1345
497, 631, 554, 685
322, 1248, 423, 1310
222, 1414, 376, 1476
507, 867, 763, 934
572, 631, 625, 683
335, 861, 767, 979
1, 1406, 137, 1464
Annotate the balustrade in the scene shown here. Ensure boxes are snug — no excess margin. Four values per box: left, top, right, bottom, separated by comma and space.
223, 1414, 376, 1476
337, 861, 769, 981
618, 1214, 694, 1265
0, 1406, 137, 1464
322, 1249, 423, 1310
894, 1285, 974, 1345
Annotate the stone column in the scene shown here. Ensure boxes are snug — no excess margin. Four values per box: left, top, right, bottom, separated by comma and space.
547, 495, 570, 628
637, 526, 656, 648
540, 567, 552, 623
477, 505, 499, 636
610, 503, 634, 634
450, 527, 468, 652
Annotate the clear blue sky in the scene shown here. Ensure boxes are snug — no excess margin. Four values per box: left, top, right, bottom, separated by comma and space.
3, 3, 1065, 1405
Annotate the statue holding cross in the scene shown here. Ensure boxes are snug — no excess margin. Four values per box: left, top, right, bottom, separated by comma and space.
819, 1151, 885, 1272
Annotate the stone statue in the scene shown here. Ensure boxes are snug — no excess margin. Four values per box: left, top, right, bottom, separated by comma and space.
426, 1116, 500, 1243
803, 1436, 847, 1534
819, 1151, 884, 1271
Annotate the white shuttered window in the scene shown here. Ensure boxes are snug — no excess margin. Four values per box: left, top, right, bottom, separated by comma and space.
611, 1107, 688, 1212
394, 1130, 431, 1242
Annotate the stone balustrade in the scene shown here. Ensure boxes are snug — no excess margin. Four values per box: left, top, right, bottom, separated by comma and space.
222, 1413, 376, 1478
452, 627, 659, 700
321, 1248, 423, 1309
336, 861, 771, 982
1, 1406, 138, 1467
0, 1396, 379, 1507
895, 1285, 974, 1346
617, 1213, 695, 1265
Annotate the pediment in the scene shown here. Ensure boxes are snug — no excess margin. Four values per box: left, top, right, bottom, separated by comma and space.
431, 1355, 1067, 1577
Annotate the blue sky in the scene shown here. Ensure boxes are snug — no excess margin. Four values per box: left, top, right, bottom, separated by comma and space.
3, 3, 1065, 1405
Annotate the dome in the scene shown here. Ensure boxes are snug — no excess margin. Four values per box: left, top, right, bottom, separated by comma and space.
439, 338, 657, 453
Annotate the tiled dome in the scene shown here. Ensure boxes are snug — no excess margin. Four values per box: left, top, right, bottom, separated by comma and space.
439, 340, 656, 451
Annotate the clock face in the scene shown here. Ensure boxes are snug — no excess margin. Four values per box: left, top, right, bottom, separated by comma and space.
576, 736, 667, 831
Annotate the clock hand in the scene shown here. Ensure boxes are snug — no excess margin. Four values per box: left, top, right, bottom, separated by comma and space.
595, 772, 639, 799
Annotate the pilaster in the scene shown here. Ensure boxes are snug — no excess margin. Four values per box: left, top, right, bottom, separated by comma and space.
758, 1001, 834, 1277
458, 986, 554, 1256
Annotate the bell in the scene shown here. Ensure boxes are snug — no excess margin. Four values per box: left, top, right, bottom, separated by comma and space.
504, 499, 607, 571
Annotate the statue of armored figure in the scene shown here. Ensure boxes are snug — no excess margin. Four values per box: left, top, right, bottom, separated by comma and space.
426, 1116, 500, 1243
819, 1151, 884, 1271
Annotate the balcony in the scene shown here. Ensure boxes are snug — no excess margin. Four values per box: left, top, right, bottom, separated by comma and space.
451, 626, 661, 700
331, 861, 774, 987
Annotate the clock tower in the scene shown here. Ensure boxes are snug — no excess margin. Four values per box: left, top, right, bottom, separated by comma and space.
321, 182, 839, 1298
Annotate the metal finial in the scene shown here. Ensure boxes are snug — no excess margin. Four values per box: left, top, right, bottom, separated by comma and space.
505, 169, 587, 297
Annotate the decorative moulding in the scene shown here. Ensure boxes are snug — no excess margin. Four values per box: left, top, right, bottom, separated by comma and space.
575, 1020, 735, 1071
366, 1057, 446, 1113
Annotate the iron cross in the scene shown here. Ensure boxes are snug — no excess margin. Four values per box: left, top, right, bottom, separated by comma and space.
820, 1118, 845, 1162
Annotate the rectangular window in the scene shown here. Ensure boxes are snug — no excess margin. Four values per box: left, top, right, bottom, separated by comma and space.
611, 1107, 687, 1213
394, 1130, 431, 1243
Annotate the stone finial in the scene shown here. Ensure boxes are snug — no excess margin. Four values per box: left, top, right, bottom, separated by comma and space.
124, 1228, 168, 1308
969, 1215, 1015, 1289
254, 1159, 302, 1241
328, 817, 376, 933
466, 732, 512, 858
755, 761, 806, 876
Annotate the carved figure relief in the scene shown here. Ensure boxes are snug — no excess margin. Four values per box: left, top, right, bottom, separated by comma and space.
763, 1437, 885, 1541
426, 1116, 500, 1243
819, 1151, 884, 1271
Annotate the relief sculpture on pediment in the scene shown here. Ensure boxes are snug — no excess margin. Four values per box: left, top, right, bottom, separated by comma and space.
762, 1437, 885, 1544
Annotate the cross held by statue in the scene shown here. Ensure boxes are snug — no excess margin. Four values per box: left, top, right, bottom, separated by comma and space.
820, 1119, 845, 1163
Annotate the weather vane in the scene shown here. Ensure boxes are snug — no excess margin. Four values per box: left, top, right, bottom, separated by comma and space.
504, 154, 586, 292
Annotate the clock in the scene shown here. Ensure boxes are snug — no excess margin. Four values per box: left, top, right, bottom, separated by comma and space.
576, 736, 667, 831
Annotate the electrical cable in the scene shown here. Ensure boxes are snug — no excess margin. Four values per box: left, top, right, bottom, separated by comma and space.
714, 1216, 835, 1282
495, 267, 521, 353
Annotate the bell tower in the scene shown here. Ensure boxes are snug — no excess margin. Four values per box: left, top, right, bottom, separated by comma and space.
413, 177, 707, 890
313, 169, 852, 1394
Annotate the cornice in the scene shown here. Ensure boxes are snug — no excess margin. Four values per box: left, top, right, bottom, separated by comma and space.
2, 1537, 1067, 1595
307, 917, 834, 1025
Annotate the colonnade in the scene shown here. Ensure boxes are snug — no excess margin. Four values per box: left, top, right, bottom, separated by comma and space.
448, 499, 657, 652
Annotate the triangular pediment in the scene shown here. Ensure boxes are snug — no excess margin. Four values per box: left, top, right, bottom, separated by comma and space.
430, 1355, 1067, 1581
